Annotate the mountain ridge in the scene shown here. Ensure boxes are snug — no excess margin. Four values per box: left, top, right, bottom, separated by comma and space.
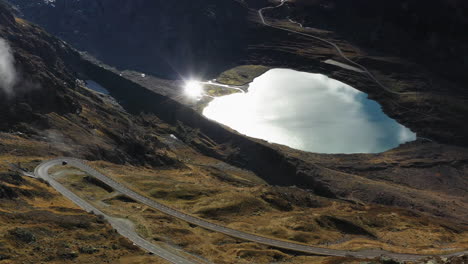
0, 1, 466, 263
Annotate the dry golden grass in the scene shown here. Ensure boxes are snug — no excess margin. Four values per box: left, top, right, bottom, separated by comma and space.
41, 153, 466, 263
0, 143, 161, 263
14, 17, 30, 27
118, 255, 170, 264
216, 65, 270, 86
1, 132, 466, 263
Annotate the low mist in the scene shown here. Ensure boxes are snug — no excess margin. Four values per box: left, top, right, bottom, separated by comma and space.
0, 37, 17, 96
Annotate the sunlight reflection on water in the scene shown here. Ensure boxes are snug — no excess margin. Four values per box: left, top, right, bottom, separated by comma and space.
203, 69, 416, 154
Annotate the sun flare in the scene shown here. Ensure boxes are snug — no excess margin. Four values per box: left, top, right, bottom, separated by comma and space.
184, 80, 203, 98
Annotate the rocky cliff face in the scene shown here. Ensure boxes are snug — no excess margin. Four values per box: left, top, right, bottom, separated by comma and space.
0, 2, 81, 130
0, 1, 181, 167
9, 0, 249, 79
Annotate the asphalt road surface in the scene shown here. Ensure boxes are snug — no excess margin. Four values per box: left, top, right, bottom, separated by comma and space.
35, 158, 467, 261
202, 80, 247, 93
34, 159, 198, 264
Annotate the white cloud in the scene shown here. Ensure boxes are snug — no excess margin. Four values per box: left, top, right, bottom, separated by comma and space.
0, 38, 17, 96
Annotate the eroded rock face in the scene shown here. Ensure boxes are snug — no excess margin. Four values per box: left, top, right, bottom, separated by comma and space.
0, 3, 185, 168
0, 2, 82, 128
9, 0, 249, 79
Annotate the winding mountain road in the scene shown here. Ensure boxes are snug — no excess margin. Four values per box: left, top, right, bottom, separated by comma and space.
34, 159, 198, 264
201, 80, 246, 93
258, 0, 400, 95
35, 158, 467, 261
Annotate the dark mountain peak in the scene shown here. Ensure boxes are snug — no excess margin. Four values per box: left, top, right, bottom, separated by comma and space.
9, 0, 250, 79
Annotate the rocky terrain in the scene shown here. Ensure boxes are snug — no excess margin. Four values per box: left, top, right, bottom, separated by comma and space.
7, 0, 468, 144
0, 0, 467, 263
